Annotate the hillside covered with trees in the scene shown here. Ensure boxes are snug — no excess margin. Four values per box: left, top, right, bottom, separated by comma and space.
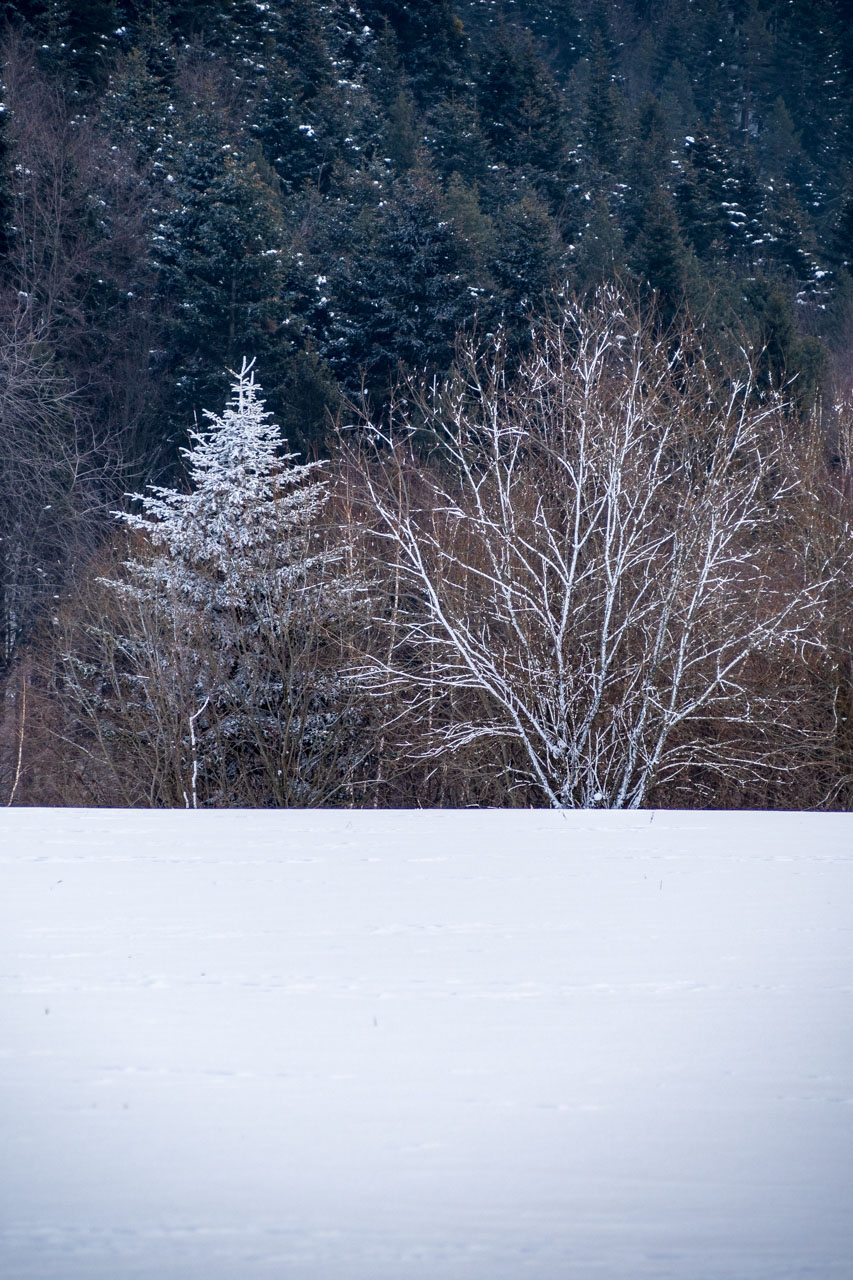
2, 0, 853, 809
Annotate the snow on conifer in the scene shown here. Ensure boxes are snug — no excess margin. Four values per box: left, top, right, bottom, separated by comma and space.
119, 358, 330, 615
84, 360, 366, 808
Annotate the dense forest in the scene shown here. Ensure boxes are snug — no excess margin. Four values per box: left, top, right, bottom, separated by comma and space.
1, 0, 852, 809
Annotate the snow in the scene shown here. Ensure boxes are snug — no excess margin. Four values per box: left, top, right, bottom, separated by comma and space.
1, 807, 852, 1280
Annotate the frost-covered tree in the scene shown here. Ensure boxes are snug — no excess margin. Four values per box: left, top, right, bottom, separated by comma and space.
121, 357, 329, 614
63, 361, 366, 807
350, 289, 824, 809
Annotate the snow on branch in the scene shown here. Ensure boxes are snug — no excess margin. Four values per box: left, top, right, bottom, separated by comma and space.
346, 286, 826, 809
88, 360, 368, 807
117, 356, 331, 615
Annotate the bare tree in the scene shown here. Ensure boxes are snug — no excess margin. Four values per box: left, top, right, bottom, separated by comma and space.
0, 310, 104, 671
772, 386, 853, 810
0, 34, 164, 675
347, 288, 824, 808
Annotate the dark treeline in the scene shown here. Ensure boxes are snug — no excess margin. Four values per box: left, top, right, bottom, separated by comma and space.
1, 0, 853, 808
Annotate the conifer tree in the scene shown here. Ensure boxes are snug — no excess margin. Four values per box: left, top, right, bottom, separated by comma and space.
359, 0, 467, 103
444, 173, 496, 280
675, 130, 731, 264
121, 359, 329, 614
769, 0, 848, 197
508, 0, 581, 79
490, 193, 563, 334
50, 0, 119, 89
323, 168, 470, 399
97, 360, 364, 806
426, 93, 489, 186
832, 189, 853, 276
477, 28, 567, 176
657, 60, 698, 139
575, 191, 627, 286
760, 97, 808, 188
2, 0, 49, 26
102, 8, 175, 163
249, 58, 340, 196
622, 96, 672, 249
152, 110, 301, 429
584, 28, 623, 174
631, 186, 687, 322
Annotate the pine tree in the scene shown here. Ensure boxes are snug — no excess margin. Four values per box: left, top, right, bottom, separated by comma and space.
444, 173, 496, 280
622, 96, 672, 249
102, 9, 175, 163
575, 190, 627, 286
760, 96, 808, 188
121, 360, 328, 609
50, 0, 120, 90
384, 88, 419, 172
583, 28, 623, 174
675, 130, 732, 265
2, 0, 50, 26
359, 0, 467, 103
107, 360, 364, 806
426, 93, 489, 186
832, 188, 853, 275
685, 0, 738, 127
507, 0, 582, 79
152, 110, 302, 430
769, 0, 848, 193
477, 27, 568, 176
164, 0, 243, 42
744, 279, 825, 409
759, 182, 823, 287
657, 60, 698, 140
249, 58, 340, 196
490, 192, 563, 334
631, 186, 687, 322
323, 168, 470, 399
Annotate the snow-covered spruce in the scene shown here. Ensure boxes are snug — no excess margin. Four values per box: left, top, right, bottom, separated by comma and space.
120, 358, 330, 616
97, 360, 365, 807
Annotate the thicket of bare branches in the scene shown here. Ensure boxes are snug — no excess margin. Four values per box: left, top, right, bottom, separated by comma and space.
0, 314, 107, 671
769, 394, 853, 810
6, 288, 853, 810
0, 35, 164, 680
344, 289, 836, 809
44, 534, 370, 808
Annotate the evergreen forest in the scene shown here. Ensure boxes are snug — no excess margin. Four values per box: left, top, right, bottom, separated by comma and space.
2, 0, 853, 809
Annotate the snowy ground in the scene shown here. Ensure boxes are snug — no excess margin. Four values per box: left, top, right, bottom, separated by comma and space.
1, 808, 852, 1280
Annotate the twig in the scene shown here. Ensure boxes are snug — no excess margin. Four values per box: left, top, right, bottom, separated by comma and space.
7, 665, 27, 807
186, 695, 210, 810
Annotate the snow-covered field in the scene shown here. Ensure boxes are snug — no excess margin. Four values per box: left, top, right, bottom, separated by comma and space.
1, 808, 852, 1280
